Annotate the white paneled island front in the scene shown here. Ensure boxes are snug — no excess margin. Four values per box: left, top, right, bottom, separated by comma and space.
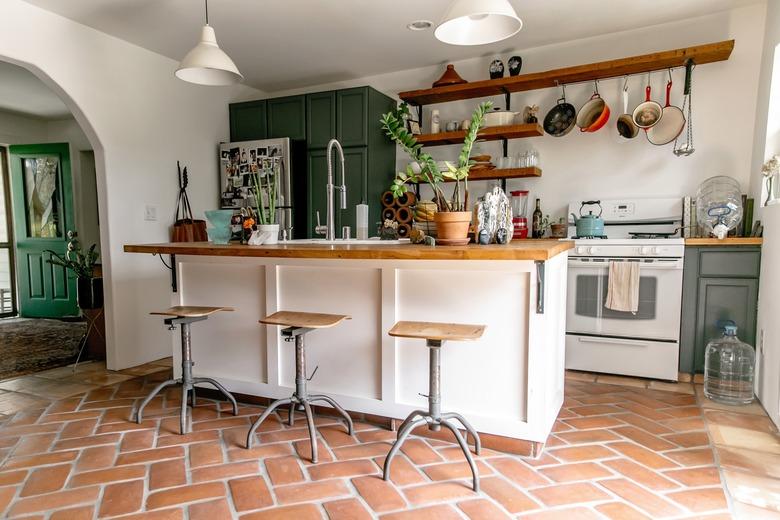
125, 240, 571, 453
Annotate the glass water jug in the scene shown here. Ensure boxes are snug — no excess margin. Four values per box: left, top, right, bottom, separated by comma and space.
704, 324, 755, 405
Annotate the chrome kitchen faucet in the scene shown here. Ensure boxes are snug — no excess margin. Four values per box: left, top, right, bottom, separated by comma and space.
315, 138, 347, 240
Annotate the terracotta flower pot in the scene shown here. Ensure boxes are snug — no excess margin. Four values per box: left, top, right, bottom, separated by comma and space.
434, 211, 472, 241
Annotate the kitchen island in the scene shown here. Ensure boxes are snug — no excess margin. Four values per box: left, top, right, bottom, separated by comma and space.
124, 240, 572, 454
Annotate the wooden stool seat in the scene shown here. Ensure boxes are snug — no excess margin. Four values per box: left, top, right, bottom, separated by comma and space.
261, 310, 350, 329
389, 321, 485, 342
151, 306, 234, 318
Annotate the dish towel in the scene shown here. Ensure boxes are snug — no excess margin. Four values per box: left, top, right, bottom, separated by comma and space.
605, 261, 640, 313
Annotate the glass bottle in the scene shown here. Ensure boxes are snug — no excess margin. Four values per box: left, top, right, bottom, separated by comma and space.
704, 324, 755, 405
532, 198, 543, 238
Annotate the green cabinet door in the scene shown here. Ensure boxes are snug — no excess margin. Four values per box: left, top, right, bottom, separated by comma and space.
337, 87, 368, 147
229, 100, 267, 141
694, 277, 759, 372
306, 91, 336, 149
8, 143, 78, 318
267, 95, 306, 140
306, 147, 367, 237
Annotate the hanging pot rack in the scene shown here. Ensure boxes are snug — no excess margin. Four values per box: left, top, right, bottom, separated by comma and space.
399, 40, 733, 107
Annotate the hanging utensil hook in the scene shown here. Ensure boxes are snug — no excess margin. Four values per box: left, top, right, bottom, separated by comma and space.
622, 76, 629, 92
594, 79, 599, 96
668, 68, 673, 83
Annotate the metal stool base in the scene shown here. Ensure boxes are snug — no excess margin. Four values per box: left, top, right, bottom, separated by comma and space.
383, 340, 481, 492
245, 327, 354, 463
135, 316, 239, 434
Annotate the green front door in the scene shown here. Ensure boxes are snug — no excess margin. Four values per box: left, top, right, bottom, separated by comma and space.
8, 143, 78, 318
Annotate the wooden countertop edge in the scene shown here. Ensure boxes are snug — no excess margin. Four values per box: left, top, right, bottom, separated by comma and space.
123, 240, 573, 261
684, 238, 763, 246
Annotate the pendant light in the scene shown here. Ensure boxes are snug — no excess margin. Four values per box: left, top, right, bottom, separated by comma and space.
175, 0, 243, 86
434, 0, 523, 46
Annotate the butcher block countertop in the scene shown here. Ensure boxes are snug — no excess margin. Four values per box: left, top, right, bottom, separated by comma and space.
685, 237, 763, 246
124, 239, 573, 261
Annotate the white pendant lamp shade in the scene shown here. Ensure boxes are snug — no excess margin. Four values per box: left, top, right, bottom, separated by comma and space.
176, 25, 243, 86
435, 0, 523, 46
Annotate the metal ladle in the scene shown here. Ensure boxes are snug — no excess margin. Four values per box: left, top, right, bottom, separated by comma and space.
674, 60, 695, 156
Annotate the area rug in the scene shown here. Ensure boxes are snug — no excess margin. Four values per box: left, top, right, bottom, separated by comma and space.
0, 318, 86, 380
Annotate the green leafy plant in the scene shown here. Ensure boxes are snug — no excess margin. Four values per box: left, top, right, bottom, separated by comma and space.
251, 160, 278, 225
381, 101, 492, 212
45, 232, 99, 279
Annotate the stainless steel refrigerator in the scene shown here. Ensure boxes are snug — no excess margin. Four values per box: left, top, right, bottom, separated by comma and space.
219, 138, 295, 238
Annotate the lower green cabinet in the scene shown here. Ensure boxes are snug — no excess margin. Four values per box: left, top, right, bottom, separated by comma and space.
680, 246, 761, 373
307, 147, 367, 237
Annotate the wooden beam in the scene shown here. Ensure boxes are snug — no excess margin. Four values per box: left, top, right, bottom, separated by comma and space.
400, 40, 734, 106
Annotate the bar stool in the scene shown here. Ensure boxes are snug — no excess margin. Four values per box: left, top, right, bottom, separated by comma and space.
246, 311, 354, 462
384, 320, 485, 492
135, 306, 239, 434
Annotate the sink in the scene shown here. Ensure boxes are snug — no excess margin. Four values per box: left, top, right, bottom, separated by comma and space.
284, 238, 407, 245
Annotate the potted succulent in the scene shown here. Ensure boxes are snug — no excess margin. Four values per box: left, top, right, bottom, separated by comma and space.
381, 101, 492, 243
46, 231, 101, 309
250, 159, 280, 244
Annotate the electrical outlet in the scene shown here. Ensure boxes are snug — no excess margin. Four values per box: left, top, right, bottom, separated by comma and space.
144, 205, 158, 222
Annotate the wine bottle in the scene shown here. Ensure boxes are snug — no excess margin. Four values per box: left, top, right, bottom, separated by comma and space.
532, 198, 542, 238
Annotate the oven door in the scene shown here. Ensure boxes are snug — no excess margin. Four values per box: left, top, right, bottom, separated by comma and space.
566, 257, 683, 341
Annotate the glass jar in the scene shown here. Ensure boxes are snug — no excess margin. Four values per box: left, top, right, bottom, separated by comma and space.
704, 324, 755, 405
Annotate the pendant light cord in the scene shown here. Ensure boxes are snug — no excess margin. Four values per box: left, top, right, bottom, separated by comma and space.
204, 0, 209, 25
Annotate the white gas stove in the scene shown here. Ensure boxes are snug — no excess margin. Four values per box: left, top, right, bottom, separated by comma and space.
565, 198, 684, 381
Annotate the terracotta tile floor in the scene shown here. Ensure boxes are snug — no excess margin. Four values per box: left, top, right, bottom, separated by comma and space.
0, 361, 776, 518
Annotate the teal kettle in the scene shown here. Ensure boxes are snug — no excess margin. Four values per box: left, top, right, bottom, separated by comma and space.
571, 200, 605, 238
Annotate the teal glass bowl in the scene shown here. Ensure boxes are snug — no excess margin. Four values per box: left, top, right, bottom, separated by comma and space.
206, 227, 232, 245
205, 209, 234, 229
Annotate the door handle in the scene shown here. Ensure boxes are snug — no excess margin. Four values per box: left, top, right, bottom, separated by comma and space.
577, 336, 650, 348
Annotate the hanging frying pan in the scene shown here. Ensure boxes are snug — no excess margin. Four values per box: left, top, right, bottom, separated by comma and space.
647, 77, 685, 146
617, 79, 639, 139
543, 84, 577, 137
576, 81, 610, 133
632, 78, 663, 129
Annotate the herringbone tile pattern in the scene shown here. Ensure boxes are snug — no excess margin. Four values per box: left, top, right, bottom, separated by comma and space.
0, 367, 734, 518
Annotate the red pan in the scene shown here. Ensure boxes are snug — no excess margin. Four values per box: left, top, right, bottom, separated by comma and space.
633, 84, 662, 129
647, 79, 686, 146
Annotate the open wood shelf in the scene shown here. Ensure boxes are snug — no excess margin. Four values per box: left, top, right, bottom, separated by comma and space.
417, 167, 542, 183
400, 40, 734, 106
415, 123, 543, 146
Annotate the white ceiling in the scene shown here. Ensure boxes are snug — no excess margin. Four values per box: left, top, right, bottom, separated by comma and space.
0, 61, 71, 119
23, 0, 763, 93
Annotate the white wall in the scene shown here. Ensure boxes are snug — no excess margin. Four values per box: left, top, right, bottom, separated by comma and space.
0, 0, 263, 369
270, 5, 765, 221
750, 0, 780, 429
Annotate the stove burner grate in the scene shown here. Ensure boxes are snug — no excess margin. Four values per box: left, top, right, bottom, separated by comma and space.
628, 232, 679, 239
571, 235, 608, 239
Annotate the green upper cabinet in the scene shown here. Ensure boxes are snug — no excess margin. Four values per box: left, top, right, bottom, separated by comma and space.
306, 91, 336, 149
267, 95, 306, 140
336, 87, 369, 147
229, 100, 267, 142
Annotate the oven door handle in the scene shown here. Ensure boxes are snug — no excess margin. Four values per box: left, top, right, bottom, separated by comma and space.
576, 336, 654, 348
568, 258, 683, 270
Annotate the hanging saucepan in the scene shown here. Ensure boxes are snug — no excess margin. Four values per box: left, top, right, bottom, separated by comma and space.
576, 81, 610, 132
617, 78, 639, 139
632, 77, 663, 129
543, 84, 577, 137
647, 75, 686, 146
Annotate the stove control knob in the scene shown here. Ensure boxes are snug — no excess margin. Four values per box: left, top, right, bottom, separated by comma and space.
652, 246, 661, 255
576, 246, 588, 255
588, 246, 599, 255
639, 246, 651, 255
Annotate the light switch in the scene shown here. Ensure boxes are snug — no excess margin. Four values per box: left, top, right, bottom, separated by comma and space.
144, 204, 158, 221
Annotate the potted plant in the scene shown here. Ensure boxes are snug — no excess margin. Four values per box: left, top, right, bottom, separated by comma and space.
46, 231, 101, 309
250, 159, 280, 244
381, 101, 492, 243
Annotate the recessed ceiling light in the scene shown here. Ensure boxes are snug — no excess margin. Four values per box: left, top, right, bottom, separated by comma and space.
407, 20, 434, 31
